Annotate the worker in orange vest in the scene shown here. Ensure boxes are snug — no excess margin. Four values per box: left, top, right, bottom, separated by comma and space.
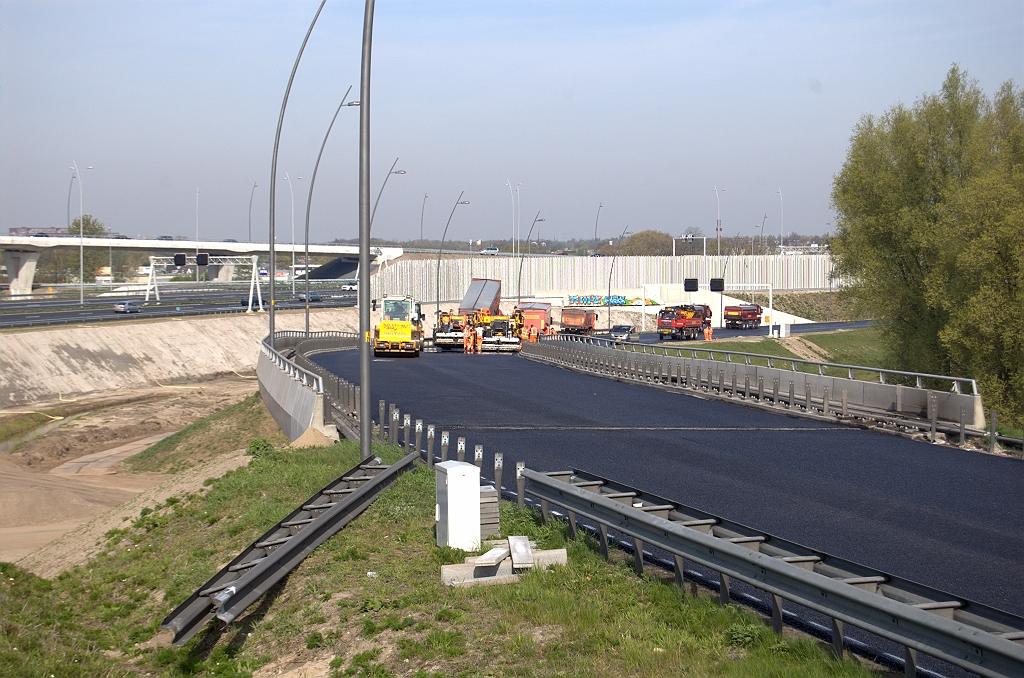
703, 322, 713, 342
463, 319, 473, 353
529, 325, 538, 342
475, 323, 484, 353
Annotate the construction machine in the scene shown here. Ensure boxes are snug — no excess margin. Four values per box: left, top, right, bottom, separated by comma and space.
373, 295, 424, 357
432, 309, 467, 351
480, 309, 524, 352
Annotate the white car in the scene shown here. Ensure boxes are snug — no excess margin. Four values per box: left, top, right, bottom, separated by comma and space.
479, 247, 500, 255
340, 280, 358, 291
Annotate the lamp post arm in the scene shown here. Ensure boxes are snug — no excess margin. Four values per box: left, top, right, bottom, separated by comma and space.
303, 85, 353, 335
435, 191, 466, 321
370, 156, 400, 227
517, 211, 541, 305
267, 0, 328, 347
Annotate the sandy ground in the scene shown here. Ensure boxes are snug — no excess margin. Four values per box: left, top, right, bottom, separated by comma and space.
0, 377, 261, 571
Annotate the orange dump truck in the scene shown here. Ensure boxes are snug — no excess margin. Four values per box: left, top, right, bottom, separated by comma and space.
559, 307, 598, 335
723, 304, 763, 329
519, 302, 553, 339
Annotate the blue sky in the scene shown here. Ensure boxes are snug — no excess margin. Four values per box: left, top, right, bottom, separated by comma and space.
2, 1, 1021, 245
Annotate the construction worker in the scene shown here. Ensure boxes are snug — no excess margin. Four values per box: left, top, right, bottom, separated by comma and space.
703, 322, 713, 342
463, 318, 474, 353
529, 325, 538, 342
475, 323, 484, 353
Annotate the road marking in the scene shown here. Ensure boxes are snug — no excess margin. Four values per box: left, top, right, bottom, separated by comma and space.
445, 425, 853, 432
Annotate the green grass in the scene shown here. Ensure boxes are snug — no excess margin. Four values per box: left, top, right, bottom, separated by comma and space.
0, 428, 881, 677
125, 392, 289, 473
802, 328, 885, 370
0, 411, 52, 444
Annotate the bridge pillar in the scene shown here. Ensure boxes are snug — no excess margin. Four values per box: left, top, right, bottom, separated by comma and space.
2, 249, 40, 297
207, 264, 235, 282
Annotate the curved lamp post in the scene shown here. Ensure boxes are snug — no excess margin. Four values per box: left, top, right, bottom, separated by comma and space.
505, 180, 515, 254
70, 162, 92, 305
419, 193, 428, 242
593, 203, 603, 253
517, 211, 544, 305
713, 185, 725, 257
370, 157, 405, 227
778, 188, 784, 249
267, 0, 327, 348
248, 182, 258, 243
607, 224, 632, 331
302, 85, 355, 334
434, 192, 469, 321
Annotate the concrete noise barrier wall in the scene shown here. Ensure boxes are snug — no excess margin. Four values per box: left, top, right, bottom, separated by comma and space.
523, 340, 986, 429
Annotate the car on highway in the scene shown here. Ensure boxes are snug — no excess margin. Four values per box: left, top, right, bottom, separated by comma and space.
340, 280, 357, 291
609, 324, 639, 343
479, 247, 500, 255
113, 300, 142, 313
240, 297, 263, 311
156, 235, 174, 240
297, 292, 323, 302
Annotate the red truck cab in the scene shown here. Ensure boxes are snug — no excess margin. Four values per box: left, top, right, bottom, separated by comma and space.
559, 307, 598, 335
657, 305, 706, 340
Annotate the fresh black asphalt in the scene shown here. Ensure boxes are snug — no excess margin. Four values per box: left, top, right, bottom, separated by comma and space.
314, 349, 1023, 617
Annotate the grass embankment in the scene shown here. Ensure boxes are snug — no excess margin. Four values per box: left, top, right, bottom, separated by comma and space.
125, 392, 289, 474
0, 394, 171, 446
1, 434, 881, 675
747, 290, 864, 322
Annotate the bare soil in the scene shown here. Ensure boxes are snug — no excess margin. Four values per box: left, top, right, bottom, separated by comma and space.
0, 376, 275, 572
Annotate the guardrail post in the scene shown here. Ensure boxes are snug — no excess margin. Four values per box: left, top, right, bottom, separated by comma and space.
598, 524, 609, 560
426, 425, 435, 467
929, 394, 937, 442
959, 407, 966, 446
473, 444, 483, 469
744, 375, 750, 399
788, 381, 794, 408
771, 594, 784, 634
731, 371, 737, 398
632, 538, 644, 576
440, 431, 449, 462
896, 384, 903, 415
414, 419, 422, 454
457, 437, 466, 462
493, 453, 502, 491
990, 409, 998, 454
673, 554, 685, 589
719, 573, 730, 606
378, 400, 386, 441
403, 414, 411, 453
540, 498, 549, 524
805, 384, 812, 412
842, 390, 848, 417
773, 378, 779, 405
516, 461, 525, 509
758, 377, 763, 402
905, 647, 918, 677
354, 386, 360, 422
823, 387, 830, 416
390, 406, 399, 445
831, 618, 845, 659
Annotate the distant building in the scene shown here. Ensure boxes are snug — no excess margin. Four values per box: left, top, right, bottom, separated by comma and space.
9, 227, 69, 236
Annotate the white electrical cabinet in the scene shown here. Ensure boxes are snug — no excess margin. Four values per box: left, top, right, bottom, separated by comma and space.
435, 461, 481, 551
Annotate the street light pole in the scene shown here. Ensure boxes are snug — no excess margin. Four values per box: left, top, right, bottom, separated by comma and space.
515, 181, 521, 257
357, 0, 376, 460
370, 157, 405, 227
593, 203, 603, 254
70, 161, 91, 305
267, 0, 328, 349
248, 182, 258, 243
419, 193, 428, 242
778, 188, 784, 249
713, 185, 725, 257
607, 224, 631, 331
435, 192, 469, 321
517, 212, 543, 305
195, 187, 200, 282
283, 173, 303, 295
505, 180, 515, 254
304, 85, 355, 335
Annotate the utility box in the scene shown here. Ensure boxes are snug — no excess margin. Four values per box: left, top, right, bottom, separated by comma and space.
435, 461, 481, 551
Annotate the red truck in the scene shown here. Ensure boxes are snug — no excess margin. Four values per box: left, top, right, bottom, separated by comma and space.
723, 304, 763, 329
559, 307, 598, 335
657, 305, 707, 340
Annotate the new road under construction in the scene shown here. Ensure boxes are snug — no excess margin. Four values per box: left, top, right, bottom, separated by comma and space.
288, 332, 1023, 678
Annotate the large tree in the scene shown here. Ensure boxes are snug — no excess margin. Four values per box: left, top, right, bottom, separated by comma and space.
831, 66, 1023, 425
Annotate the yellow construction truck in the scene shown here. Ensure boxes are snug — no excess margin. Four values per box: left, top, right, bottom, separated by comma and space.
480, 309, 524, 352
373, 295, 424, 357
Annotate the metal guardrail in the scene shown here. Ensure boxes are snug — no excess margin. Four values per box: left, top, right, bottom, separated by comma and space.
260, 338, 323, 393
544, 333, 979, 395
521, 468, 1024, 678
161, 451, 418, 646
524, 334, 1022, 453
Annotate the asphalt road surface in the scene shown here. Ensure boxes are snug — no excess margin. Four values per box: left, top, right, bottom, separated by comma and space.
315, 349, 1023, 620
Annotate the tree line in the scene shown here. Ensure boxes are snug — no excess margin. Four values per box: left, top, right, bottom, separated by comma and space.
831, 65, 1023, 427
